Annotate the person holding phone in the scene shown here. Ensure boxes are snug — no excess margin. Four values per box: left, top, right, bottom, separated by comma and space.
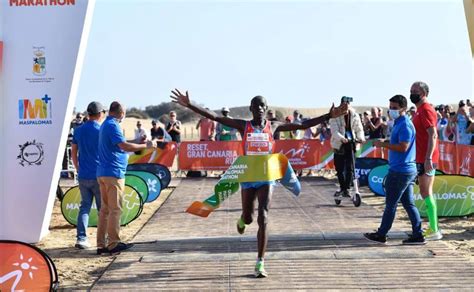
410, 81, 442, 240
329, 96, 365, 198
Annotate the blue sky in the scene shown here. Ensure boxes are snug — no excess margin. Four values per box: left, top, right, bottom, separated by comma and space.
75, 0, 472, 112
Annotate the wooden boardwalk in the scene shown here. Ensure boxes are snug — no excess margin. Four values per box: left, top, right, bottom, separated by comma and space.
92, 177, 474, 290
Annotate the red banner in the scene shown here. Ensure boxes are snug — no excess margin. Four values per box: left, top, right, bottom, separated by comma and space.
133, 140, 474, 175
274, 140, 322, 170
438, 141, 458, 174
178, 141, 244, 170
456, 144, 474, 176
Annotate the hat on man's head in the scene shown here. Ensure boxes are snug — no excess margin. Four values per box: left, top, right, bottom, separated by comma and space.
86, 101, 105, 115
221, 106, 230, 113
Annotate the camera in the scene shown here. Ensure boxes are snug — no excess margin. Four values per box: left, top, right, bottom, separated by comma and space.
341, 96, 353, 103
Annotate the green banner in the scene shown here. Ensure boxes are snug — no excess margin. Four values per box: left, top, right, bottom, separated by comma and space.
61, 185, 143, 226
414, 175, 474, 217
125, 174, 149, 203
126, 170, 162, 202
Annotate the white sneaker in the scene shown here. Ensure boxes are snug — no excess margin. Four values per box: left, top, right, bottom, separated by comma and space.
75, 239, 92, 249
423, 229, 443, 241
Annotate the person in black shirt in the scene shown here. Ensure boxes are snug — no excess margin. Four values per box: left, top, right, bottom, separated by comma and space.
166, 111, 182, 143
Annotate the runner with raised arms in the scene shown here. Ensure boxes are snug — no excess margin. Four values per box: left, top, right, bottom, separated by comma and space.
171, 89, 347, 278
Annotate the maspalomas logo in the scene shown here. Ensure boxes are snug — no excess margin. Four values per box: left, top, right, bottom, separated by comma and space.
10, 0, 76, 7
17, 140, 44, 166
18, 94, 53, 125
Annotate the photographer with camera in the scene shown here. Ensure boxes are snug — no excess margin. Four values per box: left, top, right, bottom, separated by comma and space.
329, 96, 365, 197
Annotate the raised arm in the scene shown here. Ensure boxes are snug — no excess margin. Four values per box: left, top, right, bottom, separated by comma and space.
275, 103, 348, 132
171, 89, 246, 133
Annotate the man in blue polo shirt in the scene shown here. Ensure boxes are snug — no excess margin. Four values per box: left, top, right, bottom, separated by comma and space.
96, 101, 156, 255
364, 95, 425, 245
71, 101, 106, 249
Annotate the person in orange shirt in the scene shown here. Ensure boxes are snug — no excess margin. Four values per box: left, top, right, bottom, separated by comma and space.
196, 110, 216, 141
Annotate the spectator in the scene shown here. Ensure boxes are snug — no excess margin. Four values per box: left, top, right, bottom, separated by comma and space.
166, 111, 182, 143
134, 121, 147, 141
410, 81, 442, 241
329, 96, 365, 197
196, 109, 216, 141
216, 107, 238, 141
71, 112, 84, 132
316, 121, 331, 142
280, 116, 294, 139
365, 107, 384, 139
150, 120, 171, 142
455, 100, 472, 145
437, 105, 451, 141
71, 101, 106, 249
96, 101, 157, 255
266, 109, 281, 140
364, 94, 424, 245
408, 106, 416, 119
362, 111, 371, 138
292, 110, 303, 139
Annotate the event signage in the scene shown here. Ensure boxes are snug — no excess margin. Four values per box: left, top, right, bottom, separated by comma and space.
178, 141, 243, 170
414, 175, 474, 217
355, 158, 388, 187
0, 0, 94, 242
0, 240, 59, 291
126, 170, 162, 202
368, 164, 389, 196
61, 185, 143, 227
186, 154, 300, 217
128, 142, 177, 167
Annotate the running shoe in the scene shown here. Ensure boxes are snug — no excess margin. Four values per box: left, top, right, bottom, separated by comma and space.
237, 218, 246, 235
334, 191, 343, 197
254, 261, 268, 278
423, 228, 443, 241
342, 190, 351, 197
363, 232, 387, 244
402, 235, 426, 245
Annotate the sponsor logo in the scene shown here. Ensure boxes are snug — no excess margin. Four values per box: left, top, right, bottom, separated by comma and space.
460, 150, 471, 176
17, 140, 44, 166
32, 46, 46, 76
26, 47, 54, 83
279, 142, 312, 165
10, 0, 76, 7
371, 175, 384, 183
18, 94, 52, 125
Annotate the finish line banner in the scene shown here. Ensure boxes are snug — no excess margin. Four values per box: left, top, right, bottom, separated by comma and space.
0, 1, 94, 242
186, 153, 301, 217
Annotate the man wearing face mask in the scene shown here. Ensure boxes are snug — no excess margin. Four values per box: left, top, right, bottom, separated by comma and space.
364, 95, 424, 245
410, 81, 442, 241
96, 101, 157, 255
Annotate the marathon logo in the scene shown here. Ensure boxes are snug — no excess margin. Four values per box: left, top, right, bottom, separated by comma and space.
10, 0, 75, 6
